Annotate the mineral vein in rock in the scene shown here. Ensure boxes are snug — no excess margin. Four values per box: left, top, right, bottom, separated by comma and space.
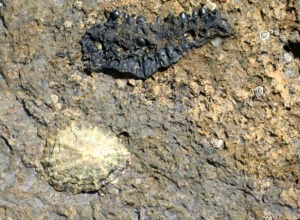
81, 7, 235, 79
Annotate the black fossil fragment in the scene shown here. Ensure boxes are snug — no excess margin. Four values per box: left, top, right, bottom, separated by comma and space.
81, 7, 235, 79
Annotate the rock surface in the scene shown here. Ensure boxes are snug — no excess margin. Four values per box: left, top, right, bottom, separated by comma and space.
0, 0, 300, 219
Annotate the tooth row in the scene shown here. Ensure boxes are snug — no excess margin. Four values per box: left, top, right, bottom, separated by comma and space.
109, 7, 211, 24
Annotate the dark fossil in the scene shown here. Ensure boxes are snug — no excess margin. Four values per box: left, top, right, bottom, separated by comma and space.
81, 7, 235, 79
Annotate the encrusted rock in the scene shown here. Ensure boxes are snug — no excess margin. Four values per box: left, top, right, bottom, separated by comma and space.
41, 122, 131, 194
81, 6, 235, 79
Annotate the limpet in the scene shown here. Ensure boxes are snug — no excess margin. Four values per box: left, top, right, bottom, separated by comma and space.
41, 122, 131, 194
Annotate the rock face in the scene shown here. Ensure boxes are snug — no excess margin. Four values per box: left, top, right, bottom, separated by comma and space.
1, 0, 300, 219
81, 7, 235, 79
42, 122, 131, 194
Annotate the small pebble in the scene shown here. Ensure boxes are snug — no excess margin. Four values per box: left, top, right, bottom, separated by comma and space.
128, 79, 136, 86
211, 138, 224, 149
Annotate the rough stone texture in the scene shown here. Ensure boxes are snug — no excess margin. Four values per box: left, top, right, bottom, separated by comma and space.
0, 0, 300, 219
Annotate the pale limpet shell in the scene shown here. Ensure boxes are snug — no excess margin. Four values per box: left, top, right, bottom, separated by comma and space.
41, 122, 131, 194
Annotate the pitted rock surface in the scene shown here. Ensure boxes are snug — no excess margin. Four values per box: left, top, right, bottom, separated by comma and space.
1, 0, 300, 219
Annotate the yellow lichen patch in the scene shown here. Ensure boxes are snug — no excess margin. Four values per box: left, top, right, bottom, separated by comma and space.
42, 122, 131, 194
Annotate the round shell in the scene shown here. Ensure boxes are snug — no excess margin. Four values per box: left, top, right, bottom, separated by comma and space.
41, 122, 131, 194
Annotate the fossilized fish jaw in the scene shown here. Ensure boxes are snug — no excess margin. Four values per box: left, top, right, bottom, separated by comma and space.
81, 6, 235, 79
